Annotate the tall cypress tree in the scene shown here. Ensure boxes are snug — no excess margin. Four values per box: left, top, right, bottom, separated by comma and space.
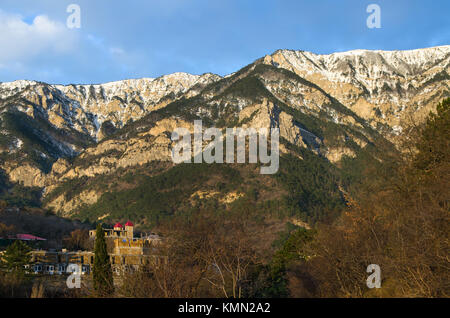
93, 224, 114, 296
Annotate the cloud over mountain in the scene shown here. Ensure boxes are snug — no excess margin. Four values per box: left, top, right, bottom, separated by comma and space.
0, 10, 78, 64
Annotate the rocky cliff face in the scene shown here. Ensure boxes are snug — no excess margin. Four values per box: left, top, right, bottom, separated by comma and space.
0, 72, 220, 140
261, 46, 450, 135
0, 46, 448, 217
0, 72, 220, 180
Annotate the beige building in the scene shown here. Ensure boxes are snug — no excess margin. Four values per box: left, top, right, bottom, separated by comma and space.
30, 221, 163, 275
89, 221, 135, 240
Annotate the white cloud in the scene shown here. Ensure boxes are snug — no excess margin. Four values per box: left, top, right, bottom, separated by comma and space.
109, 47, 125, 56
0, 8, 161, 83
0, 10, 78, 64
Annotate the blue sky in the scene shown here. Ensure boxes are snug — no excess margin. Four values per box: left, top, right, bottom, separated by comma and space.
0, 0, 448, 84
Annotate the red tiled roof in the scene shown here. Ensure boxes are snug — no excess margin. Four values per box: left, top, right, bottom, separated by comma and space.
114, 222, 123, 228
125, 221, 134, 227
15, 234, 46, 241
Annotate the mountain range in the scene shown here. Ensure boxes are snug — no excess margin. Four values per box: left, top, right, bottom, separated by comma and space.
0, 45, 448, 227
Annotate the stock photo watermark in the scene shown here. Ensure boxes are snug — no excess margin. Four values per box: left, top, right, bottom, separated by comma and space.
171, 120, 280, 174
366, 264, 381, 289
66, 264, 81, 289
66, 4, 81, 29
367, 4, 381, 29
